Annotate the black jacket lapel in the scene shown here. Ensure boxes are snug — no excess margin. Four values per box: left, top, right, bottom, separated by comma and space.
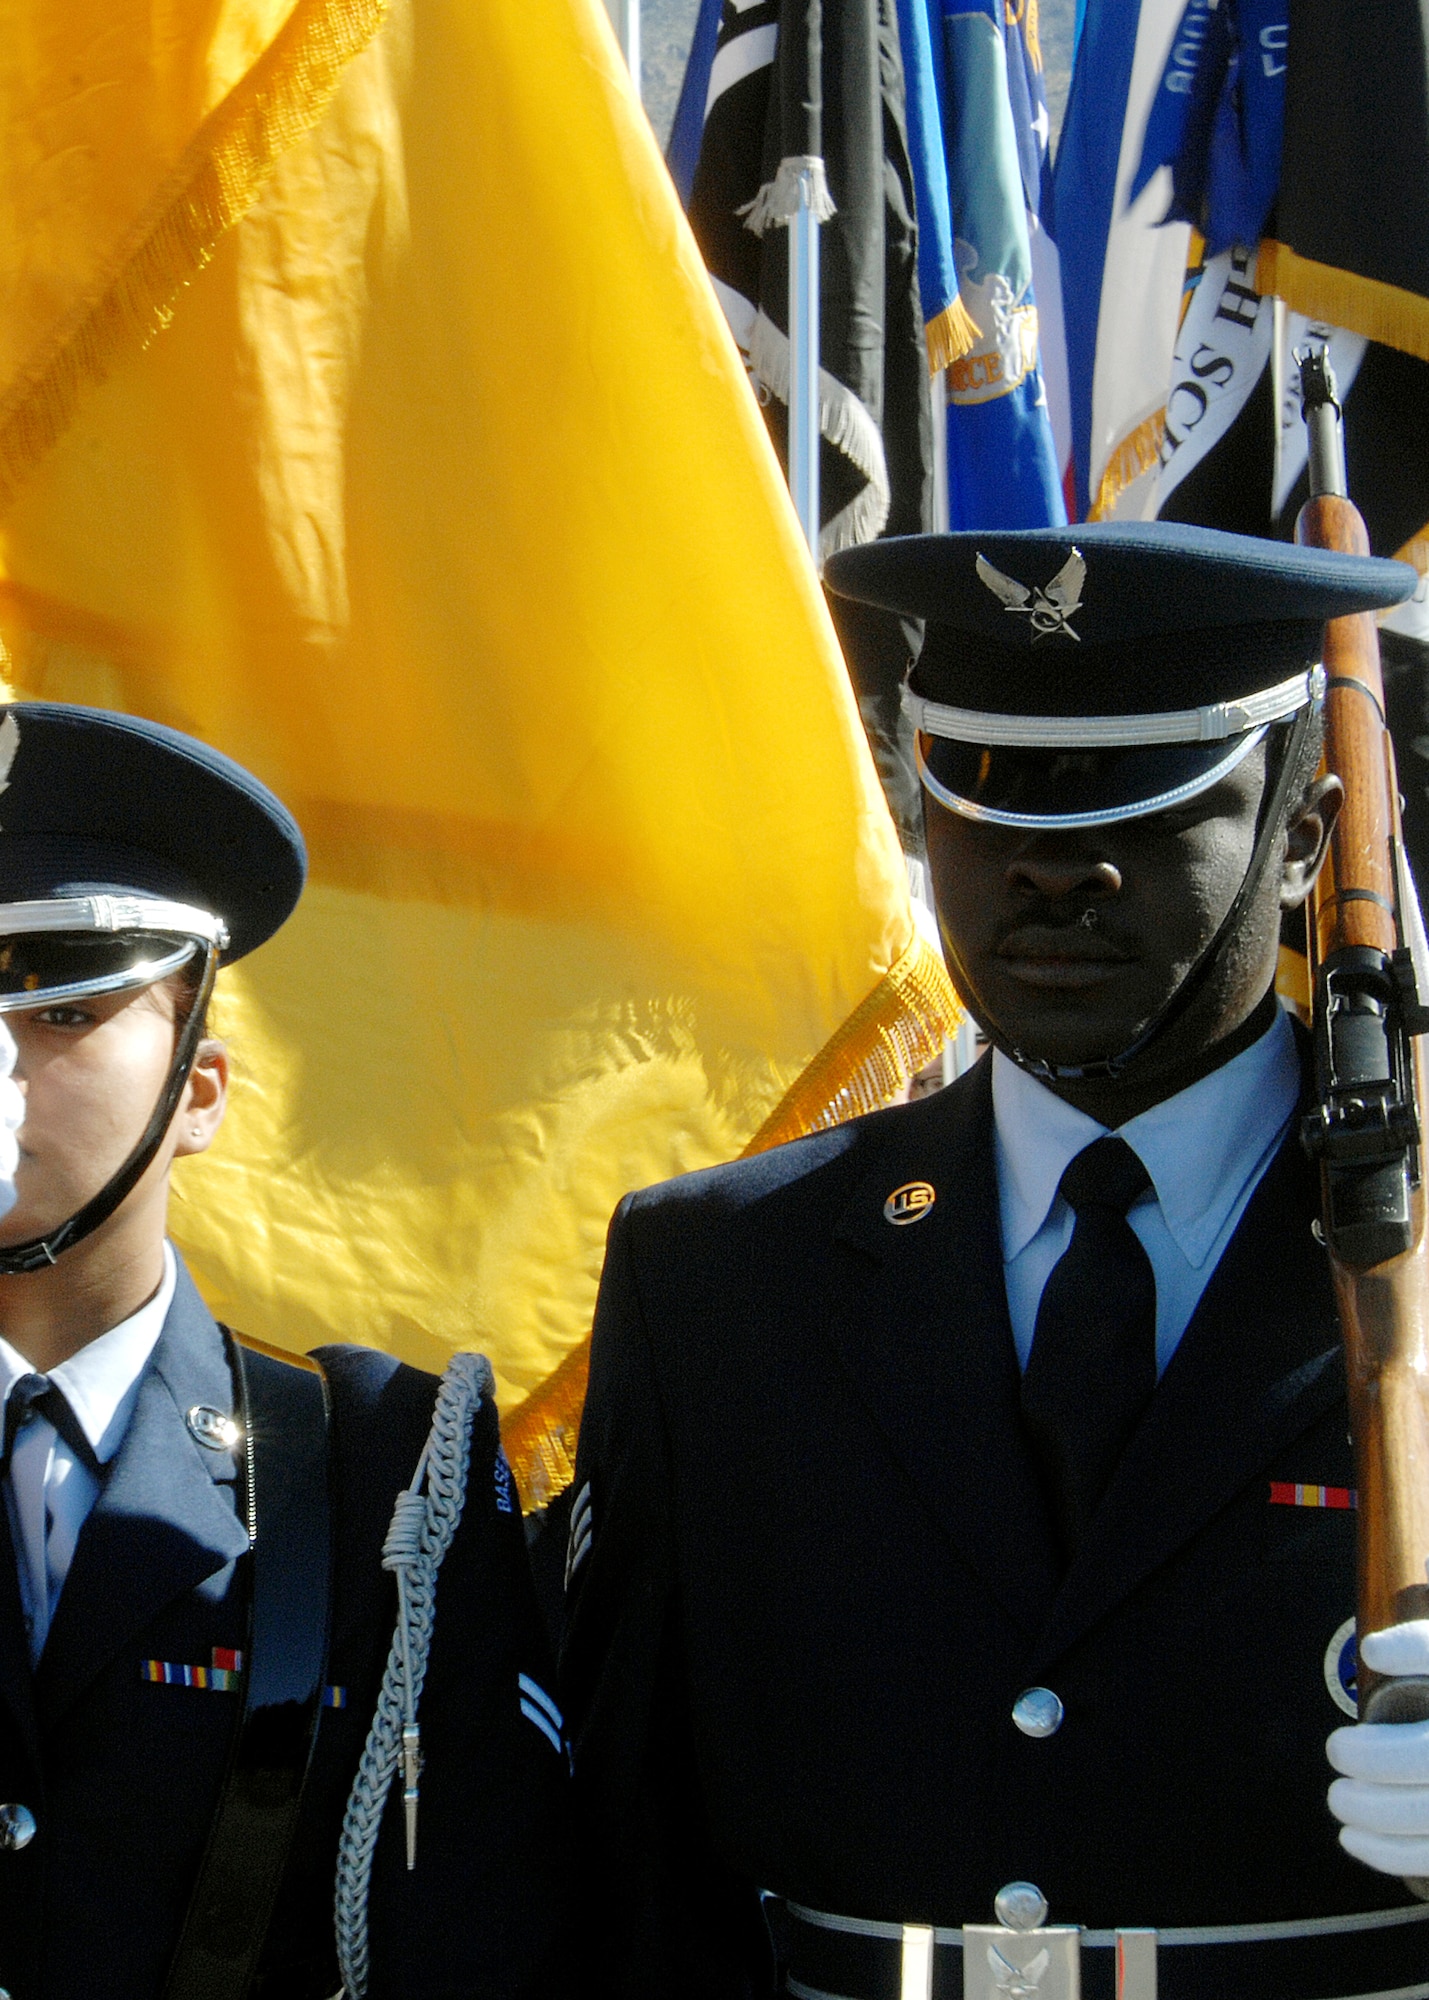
1033, 1131, 1342, 1670
825, 1059, 1060, 1636
37, 1260, 249, 1725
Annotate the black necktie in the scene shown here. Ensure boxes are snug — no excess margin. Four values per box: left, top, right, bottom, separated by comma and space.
1021, 1135, 1157, 1555
0, 1372, 100, 1476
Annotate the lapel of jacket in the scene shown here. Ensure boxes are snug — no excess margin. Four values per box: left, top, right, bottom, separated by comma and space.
824, 1059, 1061, 1637
0, 1492, 39, 1759
36, 1259, 250, 1727
1032, 1128, 1343, 1671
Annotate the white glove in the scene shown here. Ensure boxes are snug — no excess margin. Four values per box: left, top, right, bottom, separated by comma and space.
0, 1017, 22, 1219
1328, 1620, 1429, 1876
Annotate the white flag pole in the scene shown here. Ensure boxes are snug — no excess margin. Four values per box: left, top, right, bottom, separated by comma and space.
788, 171, 821, 555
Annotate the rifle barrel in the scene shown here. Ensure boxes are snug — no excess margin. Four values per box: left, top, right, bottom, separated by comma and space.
1295, 381, 1429, 1782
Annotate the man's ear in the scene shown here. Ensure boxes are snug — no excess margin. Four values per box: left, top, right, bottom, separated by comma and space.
1281, 773, 1344, 909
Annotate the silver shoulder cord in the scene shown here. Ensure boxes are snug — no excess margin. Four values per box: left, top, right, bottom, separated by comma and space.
333, 1350, 495, 1999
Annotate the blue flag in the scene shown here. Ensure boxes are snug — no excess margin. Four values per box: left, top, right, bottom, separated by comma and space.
1131, 0, 1288, 255
933, 0, 1065, 528
892, 0, 967, 371
666, 0, 724, 208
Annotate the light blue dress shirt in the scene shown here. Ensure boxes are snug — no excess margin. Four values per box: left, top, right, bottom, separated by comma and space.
0, 1241, 176, 1661
993, 1007, 1302, 1377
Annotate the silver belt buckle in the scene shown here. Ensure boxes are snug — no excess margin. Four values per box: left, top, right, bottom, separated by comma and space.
950, 1885, 1157, 2000
960, 1923, 1081, 2000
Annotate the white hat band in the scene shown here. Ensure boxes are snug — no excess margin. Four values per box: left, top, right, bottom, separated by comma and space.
902, 665, 1324, 749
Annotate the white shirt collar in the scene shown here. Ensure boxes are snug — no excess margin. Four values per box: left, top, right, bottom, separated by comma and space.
992, 1006, 1302, 1270
0, 1242, 177, 1463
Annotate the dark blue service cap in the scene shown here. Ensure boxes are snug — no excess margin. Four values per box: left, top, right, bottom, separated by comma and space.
824, 523, 1418, 827
0, 703, 305, 961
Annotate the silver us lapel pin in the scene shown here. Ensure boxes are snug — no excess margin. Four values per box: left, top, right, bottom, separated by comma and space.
884, 1181, 936, 1225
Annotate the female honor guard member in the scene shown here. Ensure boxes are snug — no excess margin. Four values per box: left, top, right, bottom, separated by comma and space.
562, 524, 1429, 2000
0, 705, 572, 1999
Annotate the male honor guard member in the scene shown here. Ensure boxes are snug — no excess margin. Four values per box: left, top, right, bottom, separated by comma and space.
562, 524, 1429, 2000
0, 706, 572, 1998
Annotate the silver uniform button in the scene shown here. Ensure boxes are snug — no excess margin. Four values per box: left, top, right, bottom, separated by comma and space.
0, 1802, 36, 1851
994, 1882, 1049, 1931
1011, 1687, 1064, 1738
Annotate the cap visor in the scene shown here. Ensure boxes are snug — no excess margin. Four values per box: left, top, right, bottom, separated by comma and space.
916, 729, 1266, 829
0, 933, 199, 1013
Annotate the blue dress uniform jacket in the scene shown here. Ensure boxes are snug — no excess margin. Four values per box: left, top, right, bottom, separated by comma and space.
561, 1053, 1421, 1999
0, 1260, 574, 1999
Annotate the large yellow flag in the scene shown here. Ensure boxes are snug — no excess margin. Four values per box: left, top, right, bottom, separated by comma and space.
0, 0, 956, 1500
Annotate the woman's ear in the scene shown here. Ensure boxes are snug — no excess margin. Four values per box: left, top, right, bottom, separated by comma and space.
173, 1040, 229, 1157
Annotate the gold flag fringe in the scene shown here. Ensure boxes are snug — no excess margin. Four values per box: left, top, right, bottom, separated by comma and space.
499, 1339, 593, 1516
501, 932, 962, 1510
0, 0, 389, 511
924, 296, 980, 375
1089, 409, 1166, 521
738, 931, 961, 1153
1256, 241, 1429, 368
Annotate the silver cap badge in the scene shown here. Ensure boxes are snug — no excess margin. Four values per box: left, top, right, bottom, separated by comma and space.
976, 549, 1086, 641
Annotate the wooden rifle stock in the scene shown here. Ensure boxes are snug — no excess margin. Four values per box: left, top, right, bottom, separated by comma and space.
1295, 355, 1429, 1795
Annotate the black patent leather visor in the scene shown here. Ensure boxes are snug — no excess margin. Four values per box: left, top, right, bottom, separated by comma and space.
915, 727, 1267, 828
0, 930, 201, 1012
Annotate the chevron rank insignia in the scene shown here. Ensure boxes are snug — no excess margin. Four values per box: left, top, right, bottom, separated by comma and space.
565, 1480, 592, 1588
519, 1672, 564, 1754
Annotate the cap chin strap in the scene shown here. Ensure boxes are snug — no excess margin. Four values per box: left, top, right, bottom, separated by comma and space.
949, 704, 1317, 1086
0, 942, 219, 1276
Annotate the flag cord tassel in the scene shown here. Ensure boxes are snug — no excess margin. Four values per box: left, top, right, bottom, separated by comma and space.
0, 0, 390, 513
739, 156, 837, 238
500, 928, 962, 1511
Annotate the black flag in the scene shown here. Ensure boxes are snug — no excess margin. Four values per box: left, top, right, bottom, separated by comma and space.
1260, 0, 1429, 365
682, 0, 934, 843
